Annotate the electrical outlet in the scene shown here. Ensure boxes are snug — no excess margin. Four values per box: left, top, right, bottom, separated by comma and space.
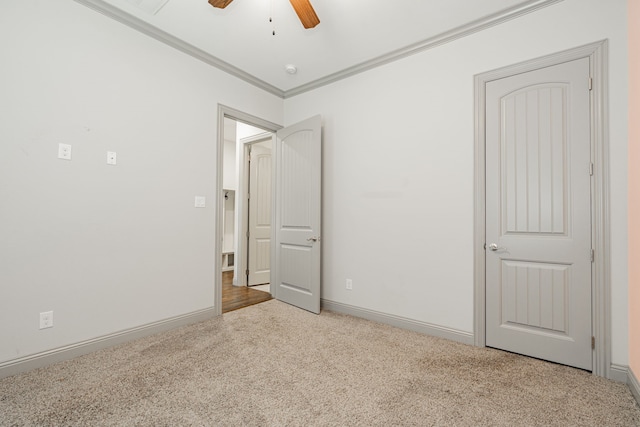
346, 279, 353, 290
58, 144, 72, 160
107, 151, 117, 165
39, 311, 53, 329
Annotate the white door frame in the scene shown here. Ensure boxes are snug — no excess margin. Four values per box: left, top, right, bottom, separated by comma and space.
473, 41, 611, 378
215, 105, 281, 316
235, 132, 273, 288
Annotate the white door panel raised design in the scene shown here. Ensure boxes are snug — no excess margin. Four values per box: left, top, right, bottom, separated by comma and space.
274, 116, 322, 314
486, 57, 592, 370
281, 131, 314, 228
248, 141, 271, 286
280, 245, 313, 293
500, 260, 569, 333
503, 84, 568, 235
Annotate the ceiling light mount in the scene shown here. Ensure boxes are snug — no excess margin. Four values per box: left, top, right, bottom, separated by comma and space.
285, 64, 298, 75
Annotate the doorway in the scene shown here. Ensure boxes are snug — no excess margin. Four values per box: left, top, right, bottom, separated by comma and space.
221, 123, 274, 313
216, 108, 323, 316
473, 41, 611, 377
237, 133, 273, 289
216, 106, 281, 315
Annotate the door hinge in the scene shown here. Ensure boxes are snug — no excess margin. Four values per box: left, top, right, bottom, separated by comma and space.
591, 249, 595, 262
592, 336, 595, 349
246, 269, 249, 276
246, 231, 250, 238
589, 77, 593, 91
589, 162, 594, 176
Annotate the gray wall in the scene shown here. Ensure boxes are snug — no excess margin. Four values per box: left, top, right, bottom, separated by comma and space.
0, 0, 282, 365
284, 0, 630, 365
0, 0, 631, 373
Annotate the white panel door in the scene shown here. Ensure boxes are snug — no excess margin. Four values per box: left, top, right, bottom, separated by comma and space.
485, 58, 592, 370
274, 115, 322, 314
248, 141, 272, 286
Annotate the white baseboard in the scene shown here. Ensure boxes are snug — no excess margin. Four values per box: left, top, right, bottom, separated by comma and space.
629, 368, 640, 407
609, 363, 629, 383
321, 299, 474, 346
0, 307, 217, 380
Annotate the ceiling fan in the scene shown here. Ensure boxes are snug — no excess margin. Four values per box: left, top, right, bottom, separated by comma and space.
208, 0, 320, 29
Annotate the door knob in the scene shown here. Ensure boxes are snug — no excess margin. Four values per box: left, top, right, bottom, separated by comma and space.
306, 236, 320, 242
488, 243, 499, 251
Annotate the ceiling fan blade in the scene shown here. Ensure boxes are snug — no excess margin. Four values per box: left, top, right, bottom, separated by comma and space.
289, 0, 320, 29
208, 0, 234, 9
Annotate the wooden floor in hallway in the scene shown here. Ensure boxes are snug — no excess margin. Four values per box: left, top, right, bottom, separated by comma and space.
222, 271, 272, 313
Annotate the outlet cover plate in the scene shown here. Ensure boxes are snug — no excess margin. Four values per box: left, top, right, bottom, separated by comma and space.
39, 311, 53, 329
58, 144, 72, 160
107, 151, 117, 165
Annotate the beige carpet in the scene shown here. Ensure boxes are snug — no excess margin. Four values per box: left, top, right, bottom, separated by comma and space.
1, 300, 639, 426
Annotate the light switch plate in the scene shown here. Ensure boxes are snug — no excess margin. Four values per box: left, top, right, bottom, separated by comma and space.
195, 196, 206, 208
107, 151, 117, 165
58, 144, 72, 160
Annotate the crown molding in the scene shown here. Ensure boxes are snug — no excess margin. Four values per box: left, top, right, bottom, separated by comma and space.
74, 0, 563, 100
73, 0, 285, 98
283, 0, 564, 98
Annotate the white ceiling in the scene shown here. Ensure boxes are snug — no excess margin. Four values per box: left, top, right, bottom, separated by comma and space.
77, 0, 561, 97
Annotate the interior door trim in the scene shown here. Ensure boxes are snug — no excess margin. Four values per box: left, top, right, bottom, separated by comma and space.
215, 105, 281, 316
473, 40, 610, 378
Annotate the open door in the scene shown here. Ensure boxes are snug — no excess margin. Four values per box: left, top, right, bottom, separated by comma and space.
273, 115, 322, 314
247, 140, 272, 286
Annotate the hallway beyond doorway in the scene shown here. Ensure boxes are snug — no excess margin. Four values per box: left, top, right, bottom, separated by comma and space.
222, 271, 271, 313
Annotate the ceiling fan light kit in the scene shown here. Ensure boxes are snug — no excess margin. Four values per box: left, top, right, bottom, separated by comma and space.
208, 0, 319, 29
